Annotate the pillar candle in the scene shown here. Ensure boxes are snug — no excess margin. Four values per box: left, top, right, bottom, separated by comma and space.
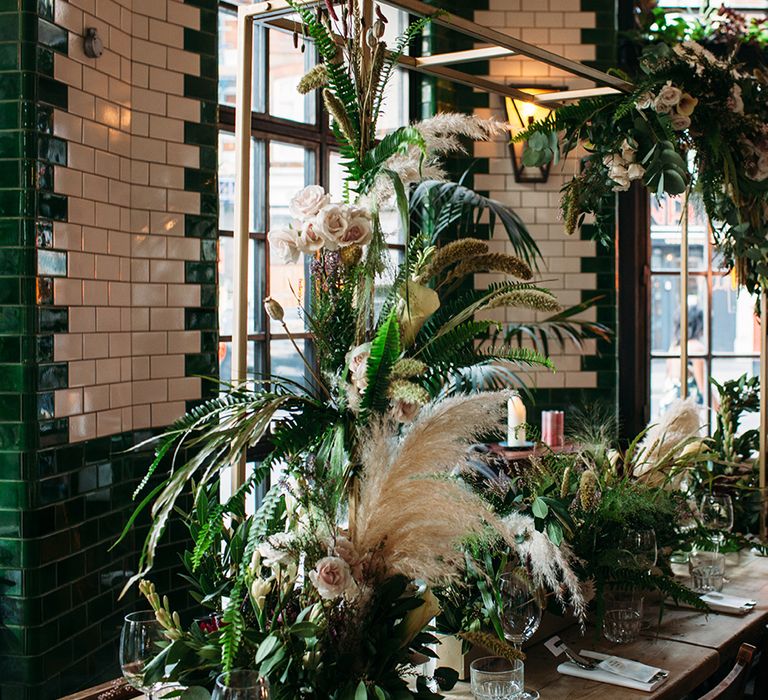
507, 393, 527, 447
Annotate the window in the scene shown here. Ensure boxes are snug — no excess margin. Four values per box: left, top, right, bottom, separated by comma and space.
646, 2, 768, 428
648, 197, 760, 427
216, 2, 412, 389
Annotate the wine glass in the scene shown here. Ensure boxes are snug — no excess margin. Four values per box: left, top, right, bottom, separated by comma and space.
212, 670, 271, 700
700, 494, 734, 552
498, 571, 542, 700
120, 611, 166, 699
620, 529, 657, 572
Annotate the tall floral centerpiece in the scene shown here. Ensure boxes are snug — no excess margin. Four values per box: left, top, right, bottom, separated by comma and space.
119, 2, 593, 698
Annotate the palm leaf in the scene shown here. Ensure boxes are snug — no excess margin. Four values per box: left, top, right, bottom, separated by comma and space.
410, 180, 541, 267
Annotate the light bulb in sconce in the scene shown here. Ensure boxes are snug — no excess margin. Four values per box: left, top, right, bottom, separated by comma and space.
505, 87, 561, 183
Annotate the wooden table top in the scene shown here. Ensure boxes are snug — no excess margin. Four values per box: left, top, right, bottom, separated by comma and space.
89, 553, 768, 700
447, 551, 768, 699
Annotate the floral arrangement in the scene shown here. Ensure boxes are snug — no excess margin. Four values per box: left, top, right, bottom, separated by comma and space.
117, 2, 607, 698
518, 5, 768, 292
436, 402, 714, 643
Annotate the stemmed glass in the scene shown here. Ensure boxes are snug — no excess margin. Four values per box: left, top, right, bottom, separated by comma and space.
620, 529, 657, 572
700, 494, 734, 552
120, 611, 166, 700
212, 670, 271, 699
498, 571, 543, 700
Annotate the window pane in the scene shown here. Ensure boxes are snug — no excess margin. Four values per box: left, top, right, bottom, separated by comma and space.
376, 68, 409, 137
218, 132, 266, 232
711, 357, 760, 430
650, 356, 709, 420
328, 150, 345, 202
218, 10, 265, 112
711, 277, 759, 355
219, 237, 265, 338
270, 338, 312, 387
269, 142, 314, 332
218, 341, 263, 385
650, 197, 707, 272
269, 29, 315, 123
650, 275, 708, 355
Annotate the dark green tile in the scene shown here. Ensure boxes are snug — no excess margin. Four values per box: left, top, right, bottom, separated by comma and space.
185, 215, 215, 239
38, 307, 67, 333
0, 363, 24, 391
0, 306, 24, 333
0, 41, 18, 71
183, 28, 216, 57
183, 74, 216, 103
200, 284, 215, 308
0, 72, 20, 100
36, 45, 53, 77
37, 0, 53, 21
185, 261, 215, 284
0, 277, 20, 304
35, 220, 52, 248
37, 135, 66, 164
184, 168, 216, 193
185, 352, 217, 376
38, 75, 67, 109
37, 363, 67, 391
0, 15, 19, 42
38, 192, 67, 220
38, 19, 67, 54
184, 120, 216, 147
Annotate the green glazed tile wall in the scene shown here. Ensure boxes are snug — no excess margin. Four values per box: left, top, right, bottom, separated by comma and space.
0, 0, 218, 697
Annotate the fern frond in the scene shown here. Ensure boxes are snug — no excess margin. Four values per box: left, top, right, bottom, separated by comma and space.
362, 311, 402, 413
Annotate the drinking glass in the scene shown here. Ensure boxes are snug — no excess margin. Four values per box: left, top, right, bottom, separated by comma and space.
689, 550, 726, 592
602, 587, 643, 644
498, 572, 542, 700
619, 529, 657, 572
470, 657, 524, 700
212, 670, 271, 700
700, 494, 734, 552
120, 611, 166, 699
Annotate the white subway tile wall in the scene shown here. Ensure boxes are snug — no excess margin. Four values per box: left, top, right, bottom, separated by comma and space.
474, 0, 601, 393
51, 0, 205, 442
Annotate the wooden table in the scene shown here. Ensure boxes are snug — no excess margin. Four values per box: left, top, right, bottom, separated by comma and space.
78, 554, 768, 700
446, 552, 768, 699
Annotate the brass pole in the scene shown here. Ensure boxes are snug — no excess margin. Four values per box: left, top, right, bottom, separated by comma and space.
232, 6, 264, 491
680, 197, 689, 400
760, 289, 768, 538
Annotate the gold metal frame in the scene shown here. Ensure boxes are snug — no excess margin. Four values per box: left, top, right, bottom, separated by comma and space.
231, 2, 767, 526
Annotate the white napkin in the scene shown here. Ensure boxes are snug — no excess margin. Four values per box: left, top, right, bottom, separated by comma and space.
699, 592, 757, 615
557, 650, 669, 692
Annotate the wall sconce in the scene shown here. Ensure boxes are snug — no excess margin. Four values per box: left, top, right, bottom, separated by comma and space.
505, 88, 558, 184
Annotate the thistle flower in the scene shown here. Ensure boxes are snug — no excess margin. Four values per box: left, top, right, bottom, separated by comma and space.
459, 631, 524, 662
388, 379, 430, 406
441, 252, 533, 285
418, 238, 489, 281
483, 290, 561, 313
578, 470, 598, 510
297, 64, 328, 95
390, 358, 428, 379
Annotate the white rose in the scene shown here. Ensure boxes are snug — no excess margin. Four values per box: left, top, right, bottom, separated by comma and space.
627, 162, 646, 181
635, 91, 654, 110
316, 204, 350, 251
268, 227, 300, 264
346, 342, 371, 394
339, 207, 373, 247
289, 185, 330, 220
296, 218, 325, 254
620, 139, 636, 163
308, 556, 354, 600
653, 81, 682, 113
608, 163, 628, 181
669, 113, 691, 131
611, 172, 631, 192
257, 532, 294, 568
603, 154, 623, 169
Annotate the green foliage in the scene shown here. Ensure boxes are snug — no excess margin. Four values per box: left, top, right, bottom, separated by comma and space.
410, 179, 540, 266
361, 311, 402, 413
